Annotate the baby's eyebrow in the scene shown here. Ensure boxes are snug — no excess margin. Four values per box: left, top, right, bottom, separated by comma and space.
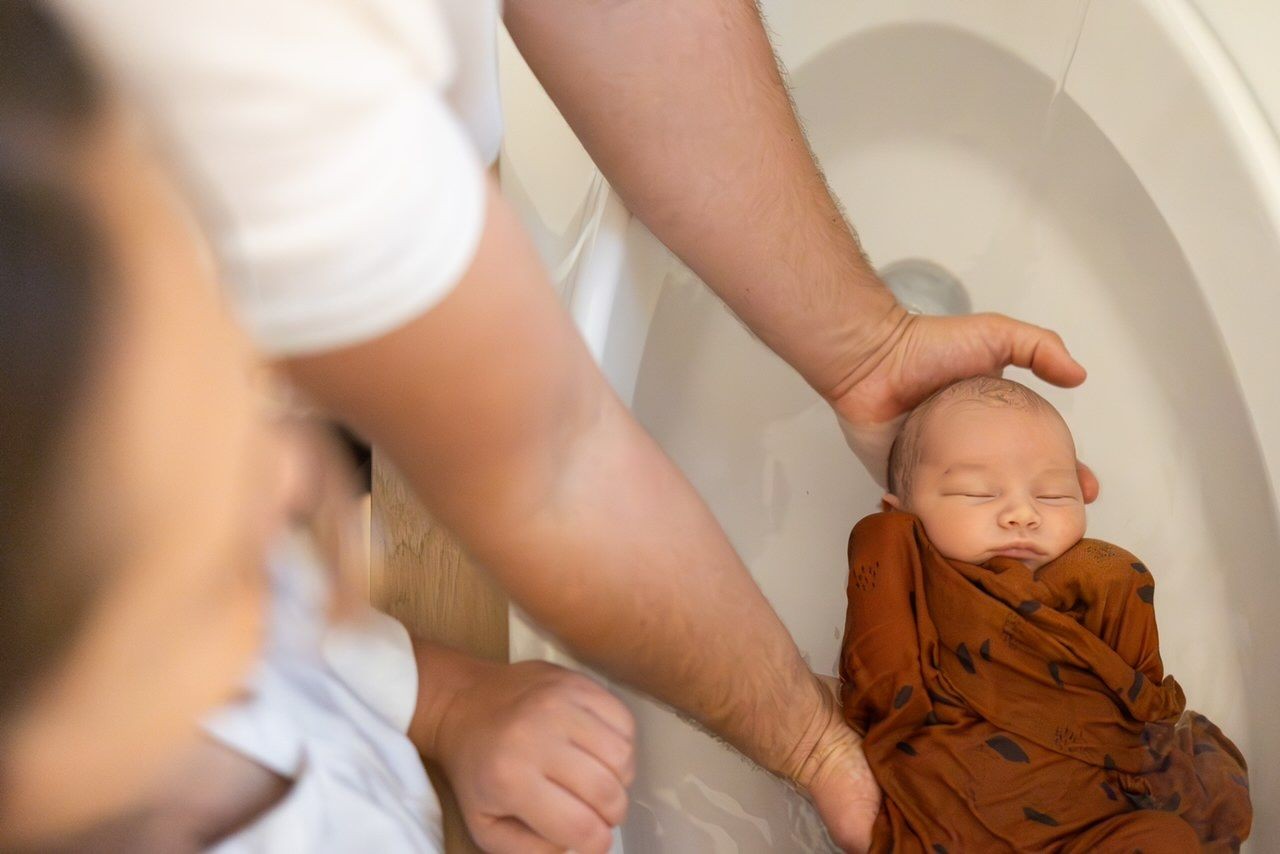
941, 463, 992, 475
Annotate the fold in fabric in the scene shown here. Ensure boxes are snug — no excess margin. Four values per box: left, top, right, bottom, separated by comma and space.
840, 511, 1251, 852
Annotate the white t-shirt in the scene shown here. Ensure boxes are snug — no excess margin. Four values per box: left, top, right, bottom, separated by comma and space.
204, 539, 440, 853
49, 3, 505, 847
53, 0, 502, 356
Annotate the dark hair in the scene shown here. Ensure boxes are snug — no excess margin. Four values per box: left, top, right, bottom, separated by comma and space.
0, 1, 107, 719
886, 376, 1054, 500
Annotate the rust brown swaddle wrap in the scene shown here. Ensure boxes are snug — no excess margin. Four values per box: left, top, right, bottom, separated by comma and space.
839, 511, 1251, 852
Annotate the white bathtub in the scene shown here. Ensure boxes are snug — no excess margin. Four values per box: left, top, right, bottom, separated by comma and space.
500, 1, 1280, 849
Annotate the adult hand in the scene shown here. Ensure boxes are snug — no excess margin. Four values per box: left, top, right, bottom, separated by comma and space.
789, 675, 880, 853
831, 310, 1099, 503
429, 658, 635, 854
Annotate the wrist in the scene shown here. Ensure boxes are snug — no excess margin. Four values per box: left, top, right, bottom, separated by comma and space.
820, 298, 911, 407
407, 641, 496, 763
772, 672, 847, 787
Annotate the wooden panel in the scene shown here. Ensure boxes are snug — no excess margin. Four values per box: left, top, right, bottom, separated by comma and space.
370, 451, 509, 853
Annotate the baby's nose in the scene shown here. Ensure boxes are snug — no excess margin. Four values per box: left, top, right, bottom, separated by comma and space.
1000, 502, 1040, 527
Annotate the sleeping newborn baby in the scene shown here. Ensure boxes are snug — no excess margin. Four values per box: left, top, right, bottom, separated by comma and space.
840, 377, 1251, 853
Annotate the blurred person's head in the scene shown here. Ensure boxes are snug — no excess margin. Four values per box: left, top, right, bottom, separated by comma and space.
0, 3, 301, 844
882, 377, 1087, 571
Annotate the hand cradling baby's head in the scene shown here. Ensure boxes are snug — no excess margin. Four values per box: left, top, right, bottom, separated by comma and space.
883, 377, 1086, 570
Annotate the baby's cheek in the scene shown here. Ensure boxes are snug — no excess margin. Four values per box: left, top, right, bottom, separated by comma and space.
1064, 505, 1088, 540
921, 509, 984, 561
1049, 508, 1088, 557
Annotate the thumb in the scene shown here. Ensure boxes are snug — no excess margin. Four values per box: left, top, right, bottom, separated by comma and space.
808, 735, 881, 853
804, 678, 881, 853
987, 314, 1087, 389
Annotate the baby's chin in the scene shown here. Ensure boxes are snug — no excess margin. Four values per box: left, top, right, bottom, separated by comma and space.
977, 545, 1075, 571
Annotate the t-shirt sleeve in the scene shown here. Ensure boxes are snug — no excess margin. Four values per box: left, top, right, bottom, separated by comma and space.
51, 0, 486, 356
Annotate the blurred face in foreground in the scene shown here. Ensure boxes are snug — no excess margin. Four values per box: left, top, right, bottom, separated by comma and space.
0, 109, 298, 845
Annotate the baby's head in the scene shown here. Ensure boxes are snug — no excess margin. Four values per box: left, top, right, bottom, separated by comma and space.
882, 377, 1086, 570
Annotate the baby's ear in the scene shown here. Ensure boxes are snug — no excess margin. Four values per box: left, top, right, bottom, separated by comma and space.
881, 493, 903, 512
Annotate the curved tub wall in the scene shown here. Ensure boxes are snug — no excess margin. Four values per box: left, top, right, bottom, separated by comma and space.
499, 1, 1279, 849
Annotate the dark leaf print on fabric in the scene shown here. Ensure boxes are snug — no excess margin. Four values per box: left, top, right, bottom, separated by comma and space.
956, 642, 976, 674
1023, 807, 1059, 827
985, 735, 1030, 763
1125, 791, 1157, 811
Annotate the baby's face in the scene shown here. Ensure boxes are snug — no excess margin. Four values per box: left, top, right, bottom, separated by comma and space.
887, 401, 1086, 570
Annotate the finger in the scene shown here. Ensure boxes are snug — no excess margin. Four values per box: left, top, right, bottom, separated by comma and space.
469, 814, 563, 854
519, 776, 614, 854
567, 703, 636, 787
1077, 460, 1100, 504
987, 315, 1086, 388
545, 741, 630, 826
568, 677, 636, 743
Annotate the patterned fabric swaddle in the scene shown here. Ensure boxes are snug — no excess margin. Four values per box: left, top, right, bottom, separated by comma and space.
840, 511, 1251, 852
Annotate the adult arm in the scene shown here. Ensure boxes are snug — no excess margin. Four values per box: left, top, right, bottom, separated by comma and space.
284, 179, 876, 848
505, 0, 1098, 500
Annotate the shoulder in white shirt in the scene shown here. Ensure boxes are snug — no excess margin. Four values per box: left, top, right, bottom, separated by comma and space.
52, 0, 504, 356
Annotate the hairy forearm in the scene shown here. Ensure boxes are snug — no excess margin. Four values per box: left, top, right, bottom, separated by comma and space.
286, 184, 828, 778
472, 393, 825, 774
506, 0, 905, 400
363, 350, 826, 777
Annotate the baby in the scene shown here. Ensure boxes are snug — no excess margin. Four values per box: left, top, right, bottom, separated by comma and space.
840, 376, 1251, 852
881, 376, 1085, 572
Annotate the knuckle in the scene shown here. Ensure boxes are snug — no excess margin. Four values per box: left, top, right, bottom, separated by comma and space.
563, 671, 602, 695
606, 740, 634, 774
579, 825, 613, 854
484, 763, 519, 799
533, 689, 569, 716
588, 774, 619, 806
569, 811, 604, 844
613, 704, 637, 739
494, 722, 532, 754
602, 787, 629, 825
